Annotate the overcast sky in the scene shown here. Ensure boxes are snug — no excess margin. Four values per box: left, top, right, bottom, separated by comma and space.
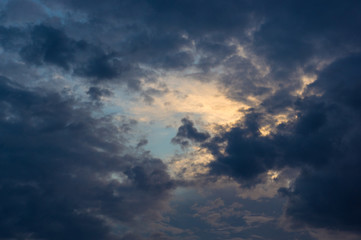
1, 1, 361, 239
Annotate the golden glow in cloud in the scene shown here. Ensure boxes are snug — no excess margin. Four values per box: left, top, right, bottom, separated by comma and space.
118, 73, 250, 132
170, 146, 214, 179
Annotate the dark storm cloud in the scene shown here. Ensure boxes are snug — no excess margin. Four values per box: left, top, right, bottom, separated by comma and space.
202, 54, 361, 232
279, 55, 361, 232
34, 0, 256, 78
115, 0, 361, 100
246, 0, 361, 93
20, 24, 83, 70
3, 0, 361, 92
172, 118, 210, 148
204, 110, 280, 185
208, 127, 277, 184
0, 76, 175, 240
18, 24, 127, 82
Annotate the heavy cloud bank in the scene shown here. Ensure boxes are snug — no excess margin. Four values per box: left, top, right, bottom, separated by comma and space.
199, 55, 361, 232
0, 76, 174, 239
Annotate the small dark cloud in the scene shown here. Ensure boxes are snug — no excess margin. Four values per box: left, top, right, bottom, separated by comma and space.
171, 118, 210, 148
137, 139, 148, 148
87, 86, 113, 101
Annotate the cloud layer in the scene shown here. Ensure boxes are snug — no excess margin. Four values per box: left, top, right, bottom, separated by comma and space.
1, 0, 361, 239
0, 77, 174, 239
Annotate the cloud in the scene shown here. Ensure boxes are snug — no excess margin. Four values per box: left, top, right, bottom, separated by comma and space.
192, 198, 244, 228
201, 54, 361, 232
0, 76, 175, 239
87, 86, 113, 101
279, 55, 361, 232
74, 52, 126, 81
172, 118, 210, 148
20, 24, 83, 70
0, 25, 25, 50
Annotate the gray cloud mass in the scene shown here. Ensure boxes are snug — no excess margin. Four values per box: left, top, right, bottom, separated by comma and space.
1, 0, 361, 239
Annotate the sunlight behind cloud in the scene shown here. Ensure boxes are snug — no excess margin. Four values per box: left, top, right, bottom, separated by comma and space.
119, 73, 250, 132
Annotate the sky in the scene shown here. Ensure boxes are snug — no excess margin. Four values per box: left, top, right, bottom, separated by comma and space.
0, 1, 361, 239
